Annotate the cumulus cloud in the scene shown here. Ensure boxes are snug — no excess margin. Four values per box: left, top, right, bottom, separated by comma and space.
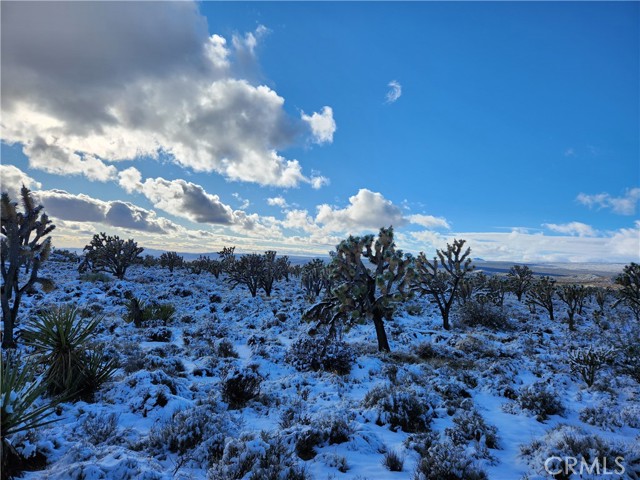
543, 221, 597, 237
301, 106, 336, 144
315, 189, 407, 233
0, 164, 42, 199
1, 2, 332, 188
385, 80, 402, 103
267, 196, 289, 208
408, 214, 450, 229
576, 188, 640, 215
34, 189, 176, 234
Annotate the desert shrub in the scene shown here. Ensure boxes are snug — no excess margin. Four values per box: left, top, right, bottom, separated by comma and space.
382, 450, 405, 472
516, 382, 564, 421
125, 297, 175, 327
317, 414, 354, 445
457, 299, 510, 330
216, 339, 239, 358
78, 232, 143, 280
149, 399, 237, 468
445, 409, 499, 457
145, 326, 172, 342
286, 334, 355, 375
520, 424, 639, 478
363, 385, 432, 433
568, 345, 614, 388
579, 404, 623, 431
413, 441, 488, 480
208, 432, 310, 480
23, 305, 117, 401
78, 272, 112, 283
221, 366, 263, 409
81, 412, 119, 445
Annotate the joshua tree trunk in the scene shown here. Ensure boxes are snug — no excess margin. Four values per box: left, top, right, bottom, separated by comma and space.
372, 308, 391, 352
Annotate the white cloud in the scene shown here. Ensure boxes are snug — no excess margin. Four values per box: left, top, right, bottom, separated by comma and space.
0, 164, 42, 199
408, 214, 450, 229
309, 175, 330, 190
543, 221, 596, 237
577, 188, 640, 215
267, 196, 288, 208
34, 189, 177, 234
315, 189, 407, 233
301, 106, 336, 145
385, 80, 402, 103
1, 3, 332, 188
232, 193, 250, 209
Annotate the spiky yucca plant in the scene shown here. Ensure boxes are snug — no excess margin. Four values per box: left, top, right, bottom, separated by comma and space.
1, 353, 60, 477
23, 306, 116, 401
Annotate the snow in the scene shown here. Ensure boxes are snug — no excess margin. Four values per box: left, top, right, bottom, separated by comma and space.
5, 261, 639, 479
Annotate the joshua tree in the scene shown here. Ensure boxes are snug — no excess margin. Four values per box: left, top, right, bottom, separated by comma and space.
526, 276, 557, 321
159, 251, 184, 273
412, 239, 474, 330
614, 262, 640, 321
79, 232, 143, 280
557, 284, 588, 331
507, 265, 534, 302
227, 253, 264, 297
305, 226, 413, 352
218, 246, 236, 273
1, 187, 55, 349
301, 259, 328, 299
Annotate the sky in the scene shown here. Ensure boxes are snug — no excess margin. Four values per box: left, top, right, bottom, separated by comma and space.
1, 1, 639, 263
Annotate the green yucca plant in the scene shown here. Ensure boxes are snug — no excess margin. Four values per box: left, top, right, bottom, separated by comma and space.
125, 297, 175, 327
1, 353, 60, 477
23, 305, 116, 401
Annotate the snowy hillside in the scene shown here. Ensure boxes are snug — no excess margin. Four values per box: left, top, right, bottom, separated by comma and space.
5, 261, 640, 480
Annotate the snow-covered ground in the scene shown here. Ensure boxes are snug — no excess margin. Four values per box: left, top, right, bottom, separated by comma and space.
8, 261, 640, 479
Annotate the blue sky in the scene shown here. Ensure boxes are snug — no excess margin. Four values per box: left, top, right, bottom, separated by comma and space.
1, 1, 638, 262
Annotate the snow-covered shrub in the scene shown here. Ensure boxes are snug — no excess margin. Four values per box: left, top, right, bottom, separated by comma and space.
579, 403, 623, 431
457, 300, 510, 330
216, 339, 239, 358
149, 399, 237, 468
382, 449, 405, 472
208, 432, 310, 480
568, 346, 614, 388
81, 412, 119, 445
413, 440, 488, 480
515, 382, 564, 421
446, 409, 499, 451
363, 385, 432, 433
317, 413, 355, 445
145, 326, 172, 342
320, 452, 349, 472
221, 366, 263, 409
520, 424, 640, 479
286, 334, 355, 375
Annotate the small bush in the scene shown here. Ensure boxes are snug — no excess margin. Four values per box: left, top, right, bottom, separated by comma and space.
81, 412, 119, 445
445, 409, 499, 458
382, 450, 405, 472
520, 424, 638, 478
286, 334, 355, 375
516, 382, 564, 421
413, 441, 488, 480
217, 339, 239, 358
363, 385, 432, 433
457, 300, 510, 330
208, 432, 310, 480
221, 366, 263, 409
79, 272, 112, 283
579, 404, 623, 431
145, 326, 172, 342
149, 399, 237, 468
